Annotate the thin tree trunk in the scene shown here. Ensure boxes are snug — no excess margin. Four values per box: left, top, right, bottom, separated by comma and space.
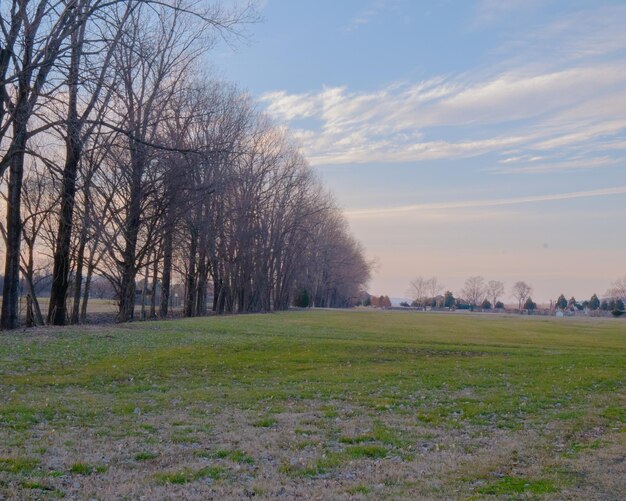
160, 229, 173, 318
195, 229, 208, 315
70, 231, 87, 324
184, 228, 198, 317
149, 253, 158, 318
21, 271, 44, 326
141, 264, 148, 320
80, 252, 95, 323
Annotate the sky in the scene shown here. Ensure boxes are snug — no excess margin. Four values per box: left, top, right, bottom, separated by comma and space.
216, 0, 626, 303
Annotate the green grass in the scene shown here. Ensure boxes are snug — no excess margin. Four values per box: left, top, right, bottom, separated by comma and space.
0, 310, 624, 498
213, 449, 255, 464
0, 457, 39, 474
346, 444, 388, 459
154, 466, 225, 485
346, 484, 372, 495
253, 417, 278, 427
134, 451, 159, 461
478, 476, 557, 495
69, 462, 107, 475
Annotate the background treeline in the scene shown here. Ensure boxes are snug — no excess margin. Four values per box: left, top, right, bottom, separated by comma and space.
0, 0, 370, 329
405, 275, 626, 316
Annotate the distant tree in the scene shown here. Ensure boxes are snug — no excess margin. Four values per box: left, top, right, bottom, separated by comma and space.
486, 280, 505, 309
408, 276, 429, 306
608, 276, 626, 301
364, 295, 372, 307
568, 297, 577, 309
602, 298, 624, 311
294, 288, 310, 308
512, 281, 532, 312
481, 299, 492, 309
524, 297, 537, 311
443, 291, 455, 308
495, 301, 505, 309
555, 294, 568, 310
461, 276, 486, 307
426, 277, 443, 300
589, 294, 600, 310
400, 301, 410, 307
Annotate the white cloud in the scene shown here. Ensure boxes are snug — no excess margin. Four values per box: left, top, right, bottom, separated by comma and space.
344, 186, 626, 218
346, 0, 400, 31
260, 63, 626, 166
472, 0, 548, 27
487, 156, 620, 175
498, 4, 626, 61
256, 3, 626, 175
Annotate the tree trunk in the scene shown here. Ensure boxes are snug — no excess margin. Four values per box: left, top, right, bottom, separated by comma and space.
69, 228, 87, 324
141, 264, 149, 320
80, 252, 95, 323
184, 228, 197, 317
117, 145, 143, 323
21, 274, 43, 326
1, 135, 26, 330
160, 229, 173, 318
48, 25, 83, 326
195, 229, 208, 315
149, 254, 159, 318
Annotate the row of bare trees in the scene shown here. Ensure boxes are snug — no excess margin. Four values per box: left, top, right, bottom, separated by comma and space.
410, 274, 626, 313
408, 275, 531, 310
0, 0, 370, 329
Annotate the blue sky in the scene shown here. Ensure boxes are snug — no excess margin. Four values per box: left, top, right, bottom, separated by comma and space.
217, 0, 626, 303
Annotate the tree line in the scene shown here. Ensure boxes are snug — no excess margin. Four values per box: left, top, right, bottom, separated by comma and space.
0, 0, 371, 329
407, 275, 626, 313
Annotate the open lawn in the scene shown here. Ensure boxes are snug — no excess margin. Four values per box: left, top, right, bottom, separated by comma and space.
0, 310, 624, 499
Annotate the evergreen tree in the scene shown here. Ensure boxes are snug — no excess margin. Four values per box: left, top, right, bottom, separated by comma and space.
443, 290, 455, 308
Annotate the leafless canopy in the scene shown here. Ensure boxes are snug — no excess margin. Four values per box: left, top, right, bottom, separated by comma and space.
0, 0, 371, 328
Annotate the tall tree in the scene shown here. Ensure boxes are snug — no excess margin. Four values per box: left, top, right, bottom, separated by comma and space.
486, 280, 504, 309
512, 281, 532, 312
461, 276, 486, 307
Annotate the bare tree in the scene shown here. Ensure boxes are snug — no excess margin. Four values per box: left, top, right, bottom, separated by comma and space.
461, 276, 486, 307
408, 276, 429, 307
0, 0, 118, 328
1, 1, 369, 328
511, 281, 532, 312
607, 276, 626, 301
426, 277, 443, 303
486, 280, 505, 308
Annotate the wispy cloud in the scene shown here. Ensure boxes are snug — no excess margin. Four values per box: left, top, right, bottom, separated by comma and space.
345, 186, 626, 218
260, 63, 626, 166
497, 4, 626, 61
258, 5, 626, 173
472, 0, 549, 27
487, 156, 620, 175
346, 0, 399, 31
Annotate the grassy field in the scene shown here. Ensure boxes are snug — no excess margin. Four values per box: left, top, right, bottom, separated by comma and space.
0, 310, 624, 499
